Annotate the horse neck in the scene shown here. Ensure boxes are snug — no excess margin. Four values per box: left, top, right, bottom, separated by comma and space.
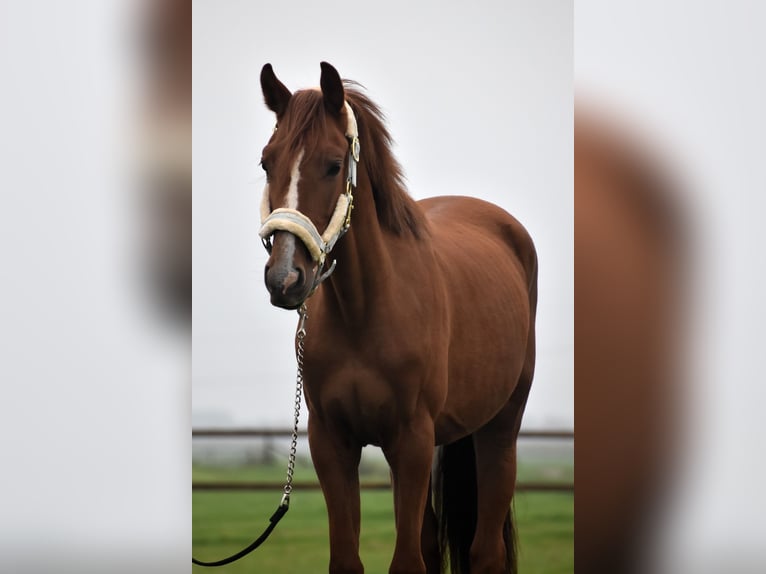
322, 171, 393, 324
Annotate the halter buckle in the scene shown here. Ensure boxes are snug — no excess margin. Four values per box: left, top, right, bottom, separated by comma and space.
343, 182, 355, 230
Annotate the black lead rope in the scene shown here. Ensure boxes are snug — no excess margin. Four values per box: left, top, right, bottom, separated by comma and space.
192, 306, 308, 567
192, 503, 289, 567
192, 502, 289, 567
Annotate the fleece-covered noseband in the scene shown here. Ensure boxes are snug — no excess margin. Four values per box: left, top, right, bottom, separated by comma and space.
259, 101, 359, 295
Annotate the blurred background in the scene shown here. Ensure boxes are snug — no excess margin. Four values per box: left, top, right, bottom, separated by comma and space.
576, 2, 766, 573
0, 1, 190, 572
0, 0, 764, 573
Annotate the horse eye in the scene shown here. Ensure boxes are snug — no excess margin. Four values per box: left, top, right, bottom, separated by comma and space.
326, 162, 342, 177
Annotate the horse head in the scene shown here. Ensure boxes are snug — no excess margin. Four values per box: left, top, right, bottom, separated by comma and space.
258, 62, 358, 309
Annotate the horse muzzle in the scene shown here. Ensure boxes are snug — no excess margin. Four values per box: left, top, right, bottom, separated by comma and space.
259, 193, 351, 308
264, 231, 314, 309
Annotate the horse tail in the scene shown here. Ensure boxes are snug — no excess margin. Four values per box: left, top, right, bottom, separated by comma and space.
434, 434, 477, 574
503, 504, 518, 574
433, 437, 520, 574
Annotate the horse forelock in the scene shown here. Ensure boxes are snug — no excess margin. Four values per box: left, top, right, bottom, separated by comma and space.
277, 90, 328, 156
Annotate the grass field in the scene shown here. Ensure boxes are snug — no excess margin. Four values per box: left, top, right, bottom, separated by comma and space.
193, 448, 572, 573
193, 488, 572, 573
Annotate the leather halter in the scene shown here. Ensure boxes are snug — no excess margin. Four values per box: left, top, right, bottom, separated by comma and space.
259, 101, 359, 295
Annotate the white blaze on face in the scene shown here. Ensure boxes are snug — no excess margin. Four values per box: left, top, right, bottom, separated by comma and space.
285, 148, 305, 209
260, 183, 271, 224
272, 147, 305, 273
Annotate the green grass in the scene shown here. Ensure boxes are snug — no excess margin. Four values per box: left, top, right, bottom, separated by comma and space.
192, 489, 572, 573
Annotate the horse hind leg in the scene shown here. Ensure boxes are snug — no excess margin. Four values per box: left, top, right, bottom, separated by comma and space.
470, 388, 530, 574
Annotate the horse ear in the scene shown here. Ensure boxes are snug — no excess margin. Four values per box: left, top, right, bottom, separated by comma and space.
320, 61, 345, 116
260, 63, 292, 118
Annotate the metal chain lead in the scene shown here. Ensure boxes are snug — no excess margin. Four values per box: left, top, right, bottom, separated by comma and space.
191, 304, 307, 566
280, 303, 308, 508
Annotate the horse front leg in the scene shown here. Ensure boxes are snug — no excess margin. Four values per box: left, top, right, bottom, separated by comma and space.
309, 416, 364, 574
384, 417, 436, 574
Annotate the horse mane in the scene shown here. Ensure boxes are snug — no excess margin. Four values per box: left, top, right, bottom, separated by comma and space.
279, 83, 427, 239
343, 81, 428, 239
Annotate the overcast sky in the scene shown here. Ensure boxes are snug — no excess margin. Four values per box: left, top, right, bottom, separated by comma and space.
193, 0, 573, 429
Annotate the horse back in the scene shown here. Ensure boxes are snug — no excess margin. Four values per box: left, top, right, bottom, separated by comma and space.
420, 195, 537, 295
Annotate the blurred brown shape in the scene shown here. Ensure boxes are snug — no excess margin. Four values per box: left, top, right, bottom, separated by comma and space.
575, 108, 687, 573
141, 0, 191, 322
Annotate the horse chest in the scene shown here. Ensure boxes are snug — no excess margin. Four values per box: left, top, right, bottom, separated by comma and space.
302, 344, 434, 445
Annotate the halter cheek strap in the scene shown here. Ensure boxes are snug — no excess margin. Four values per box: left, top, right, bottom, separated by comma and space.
259, 102, 359, 294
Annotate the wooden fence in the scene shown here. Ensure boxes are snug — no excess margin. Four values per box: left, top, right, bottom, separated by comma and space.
192, 428, 573, 493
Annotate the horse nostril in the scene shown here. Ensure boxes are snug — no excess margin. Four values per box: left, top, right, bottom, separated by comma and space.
282, 267, 303, 294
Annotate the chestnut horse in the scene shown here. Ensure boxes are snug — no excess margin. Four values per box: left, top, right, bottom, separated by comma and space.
258, 62, 537, 574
